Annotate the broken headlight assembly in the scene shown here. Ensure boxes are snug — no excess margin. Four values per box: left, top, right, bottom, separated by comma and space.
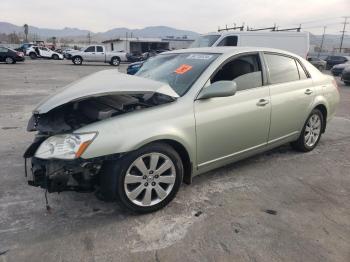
35, 132, 97, 160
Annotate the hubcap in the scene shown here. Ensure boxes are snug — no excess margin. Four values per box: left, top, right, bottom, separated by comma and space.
304, 114, 321, 147
6, 58, 12, 63
124, 153, 176, 207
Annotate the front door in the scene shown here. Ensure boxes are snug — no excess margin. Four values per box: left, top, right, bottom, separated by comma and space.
82, 46, 96, 61
194, 53, 271, 170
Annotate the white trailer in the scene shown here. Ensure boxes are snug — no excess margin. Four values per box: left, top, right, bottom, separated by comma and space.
191, 31, 309, 58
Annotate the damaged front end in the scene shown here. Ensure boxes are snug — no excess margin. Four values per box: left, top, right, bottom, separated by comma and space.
24, 70, 178, 195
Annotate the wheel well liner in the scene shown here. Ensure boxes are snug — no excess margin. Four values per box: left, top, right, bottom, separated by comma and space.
314, 104, 327, 133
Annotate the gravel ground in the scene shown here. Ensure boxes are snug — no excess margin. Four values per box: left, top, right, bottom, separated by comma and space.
0, 59, 349, 262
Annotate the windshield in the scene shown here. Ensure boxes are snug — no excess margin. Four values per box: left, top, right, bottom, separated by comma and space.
135, 53, 219, 96
190, 35, 221, 48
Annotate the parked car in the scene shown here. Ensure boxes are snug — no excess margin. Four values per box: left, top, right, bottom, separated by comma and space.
69, 45, 127, 66
0, 46, 25, 64
331, 62, 350, 76
307, 57, 326, 71
62, 48, 75, 59
127, 52, 160, 75
191, 31, 310, 57
325, 55, 350, 70
341, 66, 350, 85
24, 47, 339, 213
15, 43, 34, 53
26, 46, 64, 60
126, 52, 143, 62
127, 61, 145, 75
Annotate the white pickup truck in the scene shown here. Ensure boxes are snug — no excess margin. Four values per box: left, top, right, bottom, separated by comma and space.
70, 45, 127, 66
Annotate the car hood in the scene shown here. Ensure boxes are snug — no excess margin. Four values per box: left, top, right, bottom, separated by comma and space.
34, 69, 179, 114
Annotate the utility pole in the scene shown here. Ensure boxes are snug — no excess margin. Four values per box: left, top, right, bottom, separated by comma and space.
87, 32, 91, 45
339, 16, 349, 53
318, 26, 326, 58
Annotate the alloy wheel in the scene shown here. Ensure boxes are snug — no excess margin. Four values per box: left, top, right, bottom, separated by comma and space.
124, 152, 176, 207
304, 114, 321, 147
5, 57, 13, 64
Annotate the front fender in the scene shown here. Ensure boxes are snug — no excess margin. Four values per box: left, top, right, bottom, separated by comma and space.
75, 101, 196, 164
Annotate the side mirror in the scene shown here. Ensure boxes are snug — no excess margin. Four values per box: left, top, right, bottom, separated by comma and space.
197, 81, 237, 100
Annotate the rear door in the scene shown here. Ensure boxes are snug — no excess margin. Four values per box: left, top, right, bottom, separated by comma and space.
39, 47, 50, 58
93, 46, 106, 62
263, 52, 314, 144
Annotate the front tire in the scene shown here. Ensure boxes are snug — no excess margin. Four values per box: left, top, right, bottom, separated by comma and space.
100, 143, 183, 213
52, 54, 59, 60
291, 109, 324, 152
5, 57, 14, 64
72, 56, 83, 65
29, 52, 37, 59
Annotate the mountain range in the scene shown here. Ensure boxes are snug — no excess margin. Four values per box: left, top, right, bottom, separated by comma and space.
0, 22, 199, 40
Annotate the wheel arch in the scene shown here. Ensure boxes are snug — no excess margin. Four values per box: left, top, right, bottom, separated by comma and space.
133, 138, 193, 185
314, 104, 327, 133
111, 56, 121, 61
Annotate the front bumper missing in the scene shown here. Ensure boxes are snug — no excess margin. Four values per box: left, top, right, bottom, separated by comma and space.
24, 157, 102, 193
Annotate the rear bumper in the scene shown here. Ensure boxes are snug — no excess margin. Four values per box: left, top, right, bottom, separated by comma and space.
341, 72, 350, 82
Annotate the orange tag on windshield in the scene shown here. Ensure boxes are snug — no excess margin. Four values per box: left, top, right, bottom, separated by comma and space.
174, 64, 192, 74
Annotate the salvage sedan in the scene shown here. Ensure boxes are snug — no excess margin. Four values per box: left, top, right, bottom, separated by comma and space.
24, 47, 339, 213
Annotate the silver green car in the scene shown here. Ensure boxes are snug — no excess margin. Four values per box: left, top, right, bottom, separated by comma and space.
24, 47, 339, 213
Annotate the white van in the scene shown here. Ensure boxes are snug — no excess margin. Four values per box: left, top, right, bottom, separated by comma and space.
191, 31, 309, 58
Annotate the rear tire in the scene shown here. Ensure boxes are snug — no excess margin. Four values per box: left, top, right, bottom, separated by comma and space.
5, 57, 14, 64
110, 57, 120, 66
291, 109, 324, 152
99, 143, 183, 213
72, 56, 82, 65
344, 81, 350, 86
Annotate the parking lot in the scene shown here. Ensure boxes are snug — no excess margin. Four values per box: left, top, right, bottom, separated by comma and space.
0, 59, 349, 262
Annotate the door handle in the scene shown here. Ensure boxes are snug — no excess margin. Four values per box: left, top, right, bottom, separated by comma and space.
256, 99, 269, 107
304, 89, 313, 95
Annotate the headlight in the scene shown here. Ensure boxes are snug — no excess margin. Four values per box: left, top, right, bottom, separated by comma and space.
35, 132, 97, 160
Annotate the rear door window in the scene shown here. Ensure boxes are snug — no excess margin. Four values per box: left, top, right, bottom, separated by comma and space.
296, 60, 308, 80
96, 46, 103, 52
264, 53, 300, 84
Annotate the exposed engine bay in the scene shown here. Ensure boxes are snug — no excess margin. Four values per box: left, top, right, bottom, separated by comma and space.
24, 92, 175, 196
27, 93, 174, 134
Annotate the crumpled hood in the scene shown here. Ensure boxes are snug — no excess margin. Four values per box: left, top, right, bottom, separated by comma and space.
34, 70, 179, 114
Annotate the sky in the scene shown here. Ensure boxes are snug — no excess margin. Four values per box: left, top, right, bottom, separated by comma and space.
1, 0, 350, 35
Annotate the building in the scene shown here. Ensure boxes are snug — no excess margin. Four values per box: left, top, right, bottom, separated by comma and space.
102, 37, 194, 54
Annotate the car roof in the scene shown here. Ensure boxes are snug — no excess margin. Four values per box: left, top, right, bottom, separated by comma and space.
164, 46, 301, 58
